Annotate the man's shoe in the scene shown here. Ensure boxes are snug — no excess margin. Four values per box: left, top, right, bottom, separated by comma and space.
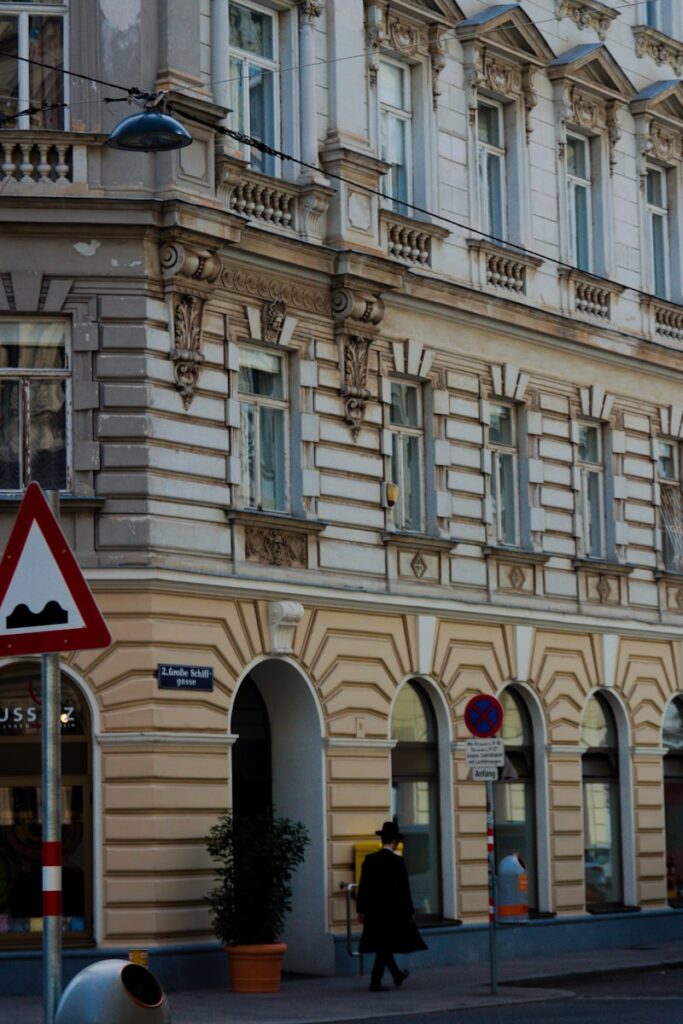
394, 970, 409, 988
368, 982, 387, 992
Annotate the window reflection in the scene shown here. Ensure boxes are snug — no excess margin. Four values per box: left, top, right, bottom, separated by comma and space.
582, 694, 622, 908
391, 681, 441, 918
663, 698, 683, 905
496, 689, 537, 910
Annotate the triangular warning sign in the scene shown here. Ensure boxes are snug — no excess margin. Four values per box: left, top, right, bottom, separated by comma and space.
0, 483, 111, 656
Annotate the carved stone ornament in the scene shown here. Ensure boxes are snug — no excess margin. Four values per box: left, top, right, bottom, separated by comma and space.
245, 526, 307, 567
596, 575, 612, 604
633, 26, 683, 78
557, 0, 619, 42
429, 27, 448, 110
171, 293, 206, 409
466, 47, 538, 140
268, 600, 305, 655
261, 299, 288, 343
676, 586, 683, 611
410, 552, 427, 579
342, 335, 372, 441
298, 0, 322, 24
509, 565, 526, 592
160, 242, 221, 283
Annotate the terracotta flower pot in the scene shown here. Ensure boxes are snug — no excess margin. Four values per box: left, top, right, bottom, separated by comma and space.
226, 942, 287, 993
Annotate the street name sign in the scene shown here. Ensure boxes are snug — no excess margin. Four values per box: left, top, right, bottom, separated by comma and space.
157, 664, 214, 691
0, 483, 111, 656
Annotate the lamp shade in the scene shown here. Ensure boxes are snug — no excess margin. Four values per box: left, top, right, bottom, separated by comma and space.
106, 110, 192, 152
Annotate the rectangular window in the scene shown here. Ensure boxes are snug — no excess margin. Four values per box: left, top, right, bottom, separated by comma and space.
658, 440, 683, 571
477, 101, 506, 240
0, 2, 65, 130
647, 165, 669, 299
238, 347, 288, 512
578, 423, 605, 558
389, 381, 424, 532
489, 402, 518, 546
567, 134, 592, 272
228, 0, 278, 175
379, 59, 412, 213
0, 320, 69, 491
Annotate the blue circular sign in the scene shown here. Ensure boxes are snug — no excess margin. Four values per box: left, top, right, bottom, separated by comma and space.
464, 694, 504, 737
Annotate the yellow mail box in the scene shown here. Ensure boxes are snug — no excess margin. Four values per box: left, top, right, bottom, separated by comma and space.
354, 840, 404, 883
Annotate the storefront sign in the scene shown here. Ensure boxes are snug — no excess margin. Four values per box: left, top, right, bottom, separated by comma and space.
0, 704, 76, 731
156, 664, 214, 691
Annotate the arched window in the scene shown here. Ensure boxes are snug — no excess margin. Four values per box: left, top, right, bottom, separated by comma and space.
663, 697, 683, 906
391, 680, 441, 920
495, 687, 537, 911
581, 692, 622, 909
0, 662, 92, 945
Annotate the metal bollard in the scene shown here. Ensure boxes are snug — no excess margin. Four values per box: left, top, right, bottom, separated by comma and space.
55, 959, 171, 1024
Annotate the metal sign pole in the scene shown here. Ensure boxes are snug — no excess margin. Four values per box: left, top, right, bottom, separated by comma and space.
42, 490, 62, 1024
486, 779, 497, 995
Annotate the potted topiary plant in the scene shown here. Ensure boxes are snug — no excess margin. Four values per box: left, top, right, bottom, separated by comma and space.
205, 809, 309, 993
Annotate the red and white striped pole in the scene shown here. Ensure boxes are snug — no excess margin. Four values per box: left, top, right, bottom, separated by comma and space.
485, 779, 497, 994
42, 490, 62, 1024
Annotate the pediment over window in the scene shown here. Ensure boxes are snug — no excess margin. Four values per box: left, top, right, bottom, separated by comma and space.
389, 0, 465, 24
456, 3, 555, 67
548, 43, 635, 102
631, 80, 683, 130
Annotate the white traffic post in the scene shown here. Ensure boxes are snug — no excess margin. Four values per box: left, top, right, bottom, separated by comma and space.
42, 491, 62, 1024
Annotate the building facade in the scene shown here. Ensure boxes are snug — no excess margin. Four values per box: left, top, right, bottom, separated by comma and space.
2, 0, 683, 991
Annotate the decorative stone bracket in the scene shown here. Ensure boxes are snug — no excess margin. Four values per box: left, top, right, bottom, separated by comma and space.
333, 281, 385, 441
160, 239, 221, 408
268, 600, 305, 655
557, 0, 619, 42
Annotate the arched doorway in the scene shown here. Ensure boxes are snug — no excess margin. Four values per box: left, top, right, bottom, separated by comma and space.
391, 679, 442, 920
229, 660, 328, 973
0, 661, 92, 945
663, 697, 683, 906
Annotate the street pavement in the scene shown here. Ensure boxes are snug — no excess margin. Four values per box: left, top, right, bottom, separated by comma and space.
1, 940, 682, 1023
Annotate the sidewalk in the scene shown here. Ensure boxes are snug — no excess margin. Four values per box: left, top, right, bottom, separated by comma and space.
2, 940, 683, 1024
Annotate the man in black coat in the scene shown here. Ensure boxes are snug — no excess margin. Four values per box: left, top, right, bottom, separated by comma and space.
356, 821, 427, 992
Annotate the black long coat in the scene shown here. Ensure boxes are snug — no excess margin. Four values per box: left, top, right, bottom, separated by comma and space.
356, 848, 427, 954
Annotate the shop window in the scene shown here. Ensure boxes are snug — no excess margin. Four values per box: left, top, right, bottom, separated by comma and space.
389, 381, 424, 532
663, 697, 683, 906
0, 1, 66, 130
495, 688, 537, 911
391, 680, 441, 920
238, 346, 288, 512
0, 662, 91, 945
581, 693, 622, 910
0, 320, 69, 493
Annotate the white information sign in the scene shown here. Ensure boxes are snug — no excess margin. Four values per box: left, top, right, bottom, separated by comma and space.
465, 737, 505, 771
472, 766, 498, 782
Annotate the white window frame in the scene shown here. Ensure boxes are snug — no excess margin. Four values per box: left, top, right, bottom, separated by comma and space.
646, 163, 670, 299
567, 133, 593, 273
489, 401, 519, 547
388, 380, 425, 533
0, 318, 71, 494
657, 438, 682, 570
0, 1, 69, 130
227, 0, 281, 175
477, 99, 507, 241
237, 345, 289, 512
577, 422, 605, 559
378, 56, 413, 214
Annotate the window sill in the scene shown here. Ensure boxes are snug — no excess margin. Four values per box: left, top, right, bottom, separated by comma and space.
484, 546, 549, 565
0, 495, 104, 512
382, 532, 455, 553
632, 25, 683, 77
585, 903, 641, 915
572, 558, 635, 576
226, 509, 325, 534
227, 509, 325, 570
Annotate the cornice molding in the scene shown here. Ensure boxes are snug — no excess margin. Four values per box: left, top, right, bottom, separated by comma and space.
557, 0, 619, 42
633, 25, 683, 77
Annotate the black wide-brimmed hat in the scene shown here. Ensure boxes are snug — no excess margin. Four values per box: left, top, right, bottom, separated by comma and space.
375, 821, 403, 842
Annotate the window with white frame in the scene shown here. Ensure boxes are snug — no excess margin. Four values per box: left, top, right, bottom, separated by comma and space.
567, 134, 592, 272
578, 423, 605, 559
379, 58, 412, 213
0, 321, 69, 491
647, 165, 670, 299
477, 100, 507, 240
238, 347, 288, 512
489, 402, 518, 546
0, 1, 66, 129
643, 0, 677, 36
228, 0, 279, 176
658, 439, 683, 571
389, 381, 424, 532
